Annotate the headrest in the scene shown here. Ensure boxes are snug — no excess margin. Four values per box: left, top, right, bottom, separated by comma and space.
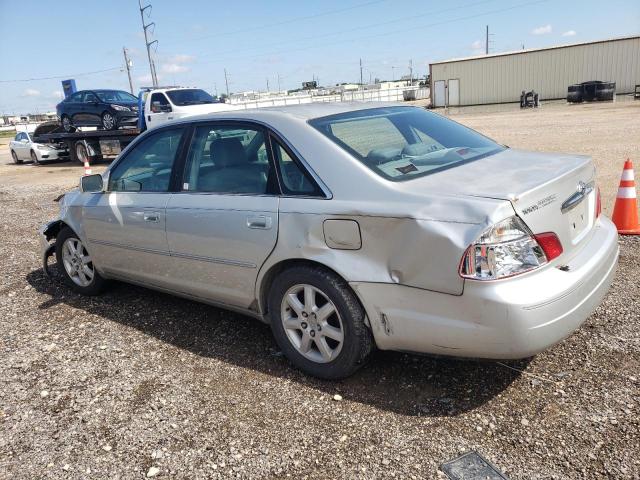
210, 137, 247, 168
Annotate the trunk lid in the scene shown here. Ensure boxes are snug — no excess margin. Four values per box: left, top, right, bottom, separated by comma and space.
406, 148, 598, 258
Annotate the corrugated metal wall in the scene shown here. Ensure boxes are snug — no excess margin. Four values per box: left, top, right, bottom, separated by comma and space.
430, 37, 640, 106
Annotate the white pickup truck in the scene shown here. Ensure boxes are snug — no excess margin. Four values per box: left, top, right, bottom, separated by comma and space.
140, 87, 239, 130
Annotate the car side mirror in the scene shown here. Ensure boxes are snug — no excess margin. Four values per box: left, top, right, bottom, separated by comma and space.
151, 101, 171, 113
80, 173, 105, 193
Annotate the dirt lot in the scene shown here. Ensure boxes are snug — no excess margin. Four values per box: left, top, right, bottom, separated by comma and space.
1, 100, 639, 479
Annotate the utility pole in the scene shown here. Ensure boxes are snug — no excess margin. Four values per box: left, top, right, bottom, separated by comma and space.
123, 47, 134, 94
409, 59, 413, 84
266, 77, 270, 92
485, 25, 489, 55
139, 0, 158, 87
392, 66, 395, 81
224, 68, 230, 96
359, 58, 363, 86
277, 73, 282, 92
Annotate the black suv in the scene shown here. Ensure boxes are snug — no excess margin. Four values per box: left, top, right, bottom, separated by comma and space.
56, 89, 139, 132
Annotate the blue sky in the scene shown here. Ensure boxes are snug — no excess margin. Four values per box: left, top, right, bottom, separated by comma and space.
1, 0, 638, 114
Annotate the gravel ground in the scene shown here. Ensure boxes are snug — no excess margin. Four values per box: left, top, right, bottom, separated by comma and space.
1, 102, 639, 479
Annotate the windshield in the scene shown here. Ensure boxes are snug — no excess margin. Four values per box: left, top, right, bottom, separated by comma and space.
309, 107, 504, 181
95, 90, 138, 103
166, 89, 216, 106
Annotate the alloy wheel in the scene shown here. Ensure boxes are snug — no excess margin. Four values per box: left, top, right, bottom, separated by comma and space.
102, 113, 115, 130
280, 284, 344, 363
61, 237, 94, 287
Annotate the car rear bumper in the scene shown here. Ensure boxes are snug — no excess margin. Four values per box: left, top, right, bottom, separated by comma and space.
351, 216, 619, 359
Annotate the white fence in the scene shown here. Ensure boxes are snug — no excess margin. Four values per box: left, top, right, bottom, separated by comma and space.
228, 86, 429, 110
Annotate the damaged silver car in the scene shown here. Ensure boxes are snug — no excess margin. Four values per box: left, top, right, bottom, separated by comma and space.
39, 104, 619, 379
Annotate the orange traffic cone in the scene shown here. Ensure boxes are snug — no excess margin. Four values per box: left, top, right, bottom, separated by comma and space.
611, 159, 640, 235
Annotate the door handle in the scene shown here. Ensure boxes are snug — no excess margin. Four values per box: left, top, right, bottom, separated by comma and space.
144, 212, 160, 222
247, 215, 272, 229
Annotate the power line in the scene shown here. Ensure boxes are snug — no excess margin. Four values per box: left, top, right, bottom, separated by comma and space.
167, 0, 389, 45
193, 0, 550, 67
0, 67, 121, 84
176, 0, 498, 61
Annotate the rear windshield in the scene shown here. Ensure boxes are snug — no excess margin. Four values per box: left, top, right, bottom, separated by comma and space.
166, 89, 217, 106
309, 106, 504, 181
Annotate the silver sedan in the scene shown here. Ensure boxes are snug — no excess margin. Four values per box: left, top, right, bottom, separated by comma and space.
39, 103, 619, 379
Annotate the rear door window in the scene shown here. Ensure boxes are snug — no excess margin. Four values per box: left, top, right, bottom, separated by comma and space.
183, 125, 274, 195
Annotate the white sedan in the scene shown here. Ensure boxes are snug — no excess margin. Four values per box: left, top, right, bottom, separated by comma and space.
39, 103, 619, 379
9, 129, 67, 165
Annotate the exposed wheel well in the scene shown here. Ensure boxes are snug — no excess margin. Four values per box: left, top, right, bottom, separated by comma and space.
258, 259, 352, 317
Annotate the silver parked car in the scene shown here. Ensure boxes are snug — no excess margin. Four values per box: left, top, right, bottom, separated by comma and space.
39, 103, 619, 379
10, 125, 68, 164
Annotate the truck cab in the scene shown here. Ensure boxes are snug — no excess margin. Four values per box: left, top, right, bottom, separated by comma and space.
138, 87, 239, 131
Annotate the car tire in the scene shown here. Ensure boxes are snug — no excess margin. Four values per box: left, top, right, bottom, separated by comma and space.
11, 150, 23, 164
102, 111, 118, 130
268, 265, 373, 379
61, 115, 74, 133
55, 226, 107, 296
30, 150, 40, 166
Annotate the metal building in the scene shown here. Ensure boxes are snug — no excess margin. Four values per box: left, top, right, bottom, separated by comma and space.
429, 35, 640, 107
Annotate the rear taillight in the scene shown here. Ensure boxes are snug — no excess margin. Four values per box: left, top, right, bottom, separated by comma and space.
533, 232, 563, 261
460, 216, 563, 281
595, 186, 602, 218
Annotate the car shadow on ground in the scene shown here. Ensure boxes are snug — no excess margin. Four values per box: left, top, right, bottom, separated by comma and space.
26, 265, 527, 417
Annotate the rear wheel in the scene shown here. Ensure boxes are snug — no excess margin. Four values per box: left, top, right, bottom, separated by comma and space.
102, 111, 117, 130
268, 266, 373, 379
75, 142, 89, 164
30, 150, 40, 166
55, 227, 107, 295
11, 150, 22, 164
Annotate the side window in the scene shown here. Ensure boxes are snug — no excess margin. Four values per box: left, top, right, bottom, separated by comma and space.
84, 92, 99, 103
150, 93, 170, 112
183, 125, 272, 194
109, 128, 183, 192
67, 92, 82, 102
271, 139, 319, 196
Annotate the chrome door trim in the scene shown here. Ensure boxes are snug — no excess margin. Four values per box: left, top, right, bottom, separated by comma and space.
88, 238, 168, 256
170, 251, 256, 268
561, 181, 594, 214
88, 238, 256, 268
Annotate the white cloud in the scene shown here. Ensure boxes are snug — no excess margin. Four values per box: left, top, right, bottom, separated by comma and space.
471, 40, 483, 50
161, 63, 189, 74
562, 30, 577, 37
167, 54, 195, 64
532, 24, 552, 35
22, 88, 41, 97
136, 74, 159, 84
50, 91, 63, 99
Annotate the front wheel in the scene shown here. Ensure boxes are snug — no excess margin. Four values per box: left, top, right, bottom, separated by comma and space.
55, 227, 107, 295
101, 111, 117, 130
30, 150, 40, 165
11, 150, 22, 164
268, 266, 373, 379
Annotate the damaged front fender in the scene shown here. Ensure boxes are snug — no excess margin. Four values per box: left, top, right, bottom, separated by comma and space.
39, 220, 63, 277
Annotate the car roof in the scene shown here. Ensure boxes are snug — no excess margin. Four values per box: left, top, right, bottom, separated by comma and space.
184, 101, 412, 123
